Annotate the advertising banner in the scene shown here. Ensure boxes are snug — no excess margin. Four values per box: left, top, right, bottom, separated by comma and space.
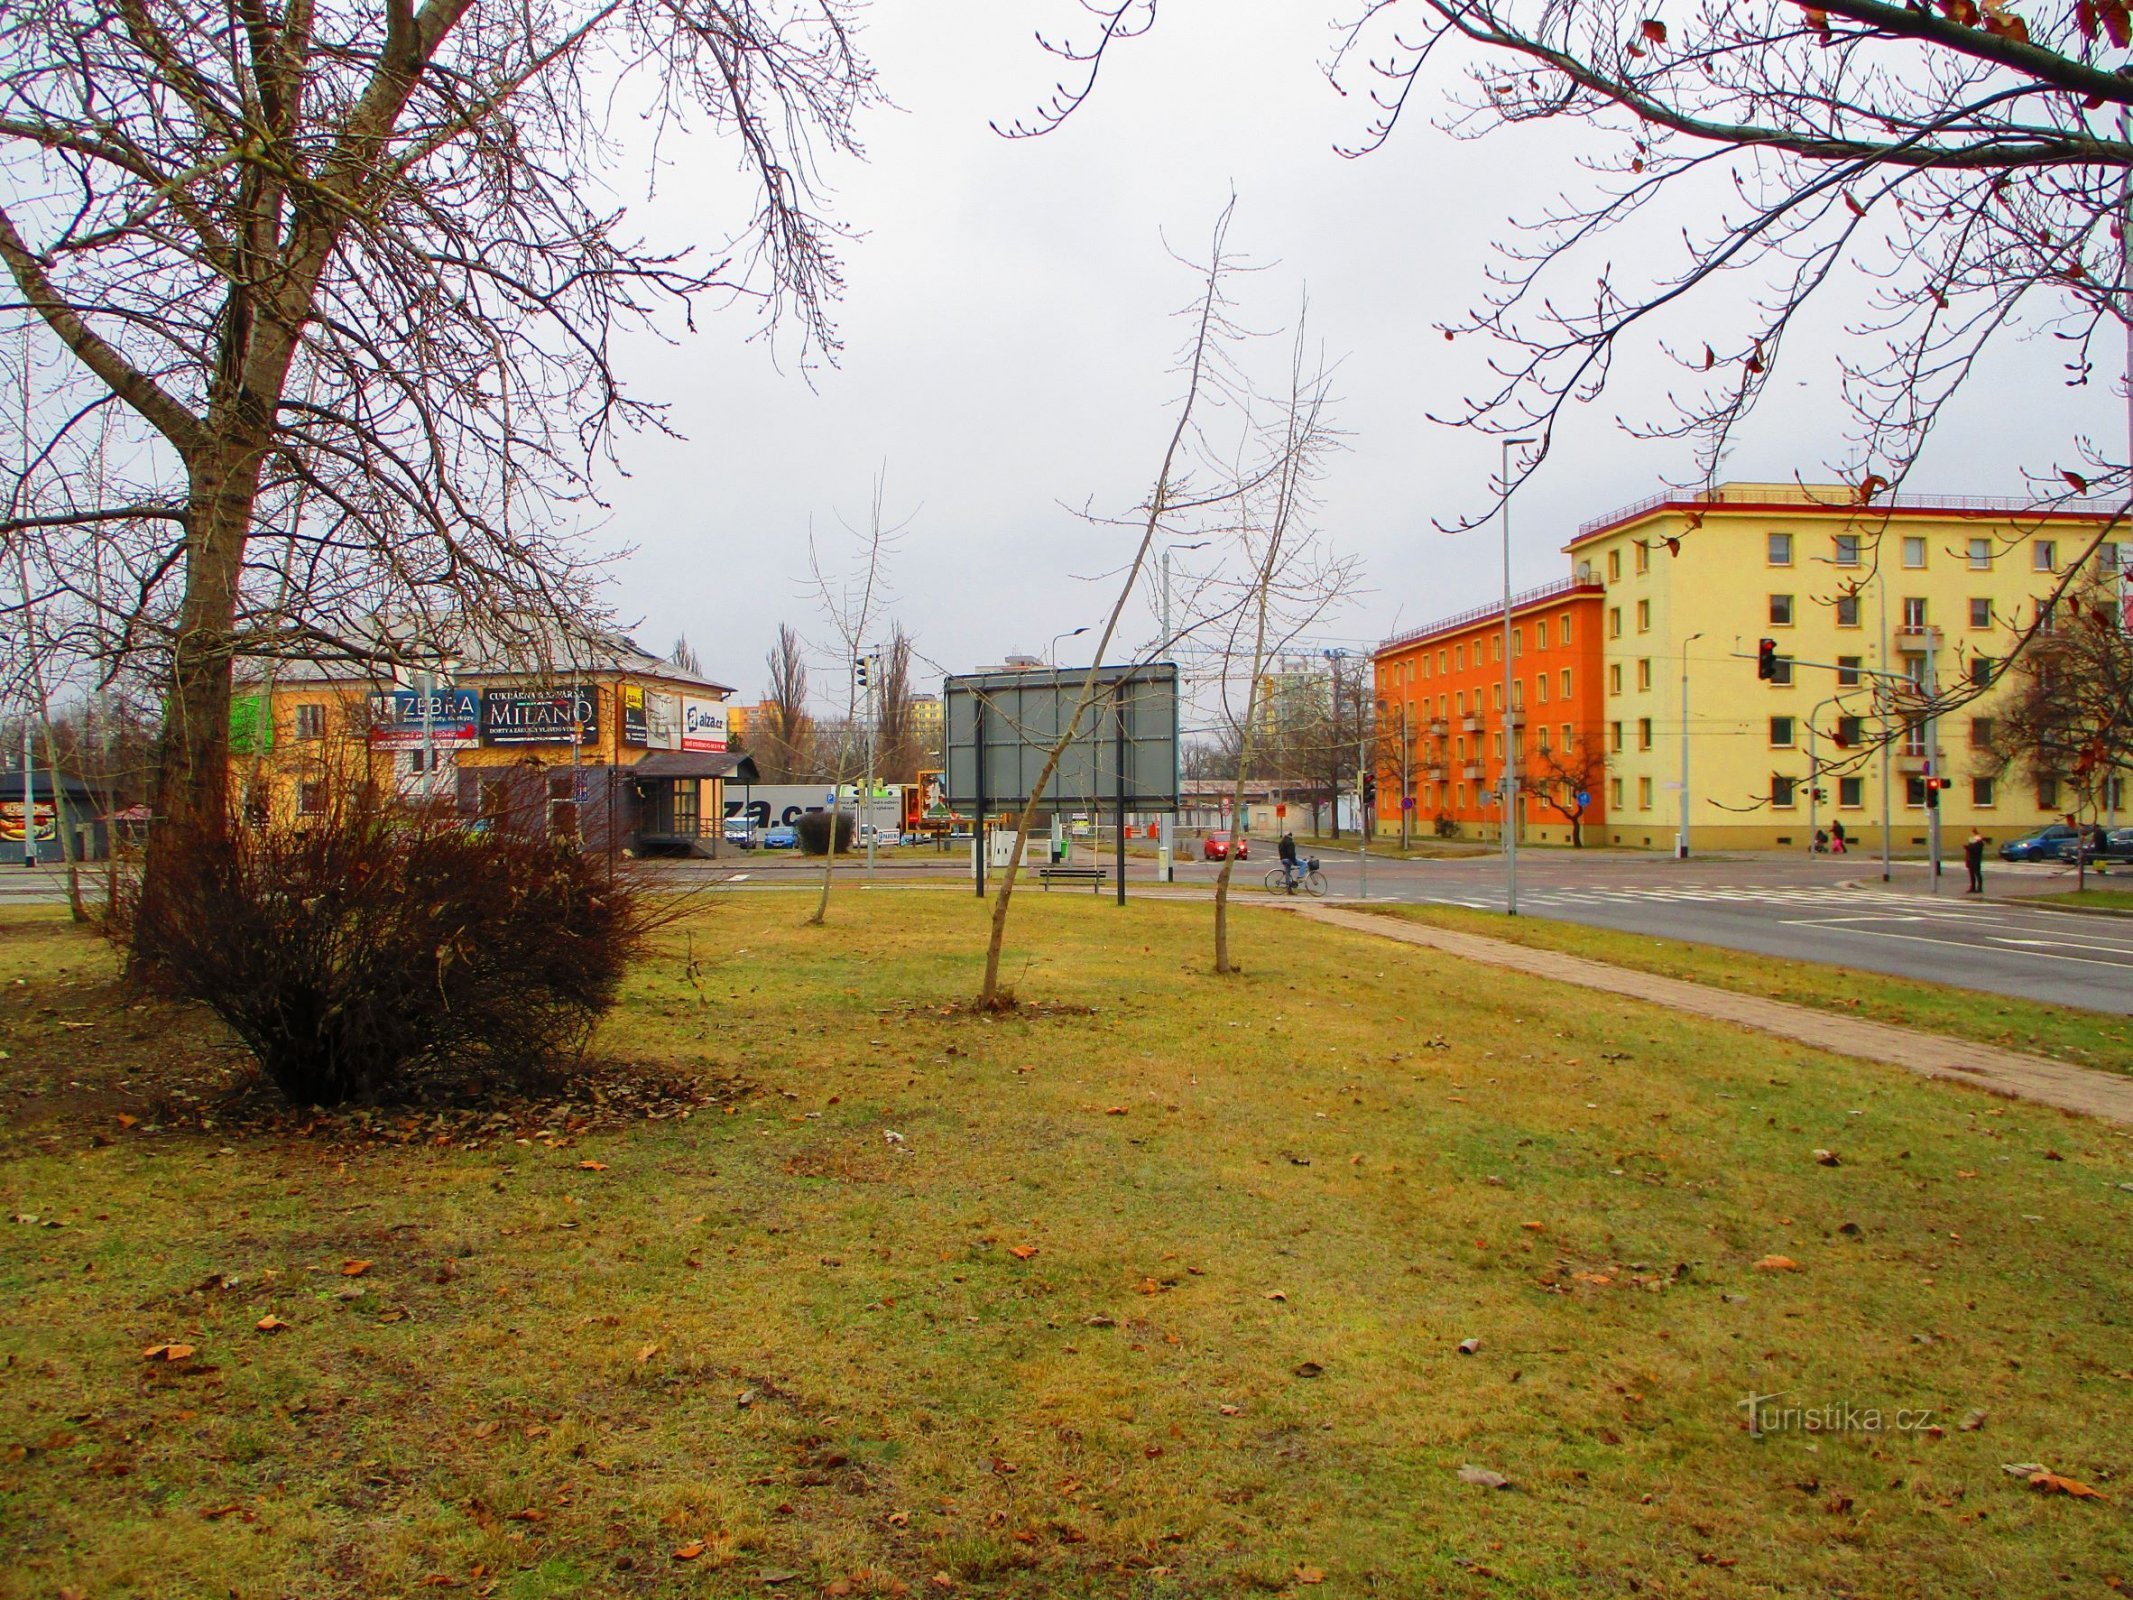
0, 801, 57, 844
481, 685, 599, 746
681, 697, 728, 752
621, 684, 649, 747
644, 689, 681, 751
368, 688, 480, 749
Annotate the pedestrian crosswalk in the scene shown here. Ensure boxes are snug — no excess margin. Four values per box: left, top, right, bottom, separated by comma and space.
1421, 884, 1979, 913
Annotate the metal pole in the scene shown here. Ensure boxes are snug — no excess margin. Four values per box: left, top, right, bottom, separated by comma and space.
972, 697, 986, 898
1357, 725, 1369, 899
1878, 575, 1893, 883
419, 667, 435, 812
1677, 632, 1702, 859
864, 653, 878, 879
1159, 553, 1174, 883
21, 714, 34, 868
1807, 713, 1818, 854
1501, 438, 1533, 914
1925, 624, 1942, 893
1400, 702, 1411, 852
1114, 681, 1127, 907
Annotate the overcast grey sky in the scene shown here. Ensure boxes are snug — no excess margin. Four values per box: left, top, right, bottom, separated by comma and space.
597, 0, 2117, 707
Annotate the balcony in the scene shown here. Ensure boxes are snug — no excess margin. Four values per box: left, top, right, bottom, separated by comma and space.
1425, 765, 1448, 782
1426, 719, 1448, 737
1461, 762, 1486, 781
1460, 714, 1484, 733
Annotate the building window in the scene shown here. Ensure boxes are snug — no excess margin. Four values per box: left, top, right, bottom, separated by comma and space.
1769, 594, 1794, 626
1772, 774, 1797, 808
1455, 645, 1465, 671
1839, 775, 1864, 808
1492, 683, 1504, 710
1610, 776, 1625, 808
295, 703, 326, 741
1836, 655, 1862, 687
1968, 537, 1992, 570
1636, 541, 1650, 573
1835, 594, 1861, 627
1560, 615, 1573, 646
1492, 636, 1503, 662
1835, 715, 1864, 748
1638, 775, 1653, 809
1608, 606, 1623, 638
1902, 535, 1927, 568
1607, 549, 1622, 581
1511, 679, 1524, 709
1768, 655, 1794, 686
1970, 775, 1996, 808
1438, 649, 1448, 674
1609, 664, 1623, 695
1769, 531, 1794, 566
1967, 655, 1993, 687
1536, 674, 1550, 704
297, 779, 326, 817
2037, 776, 2060, 809
1770, 715, 1795, 747
1560, 721, 1572, 751
2100, 541, 2123, 574
1905, 775, 1927, 808
1560, 669, 1572, 698
2034, 539, 2057, 572
1536, 725, 1551, 753
1512, 626, 1524, 657
1636, 658, 1652, 692
1969, 597, 1992, 630
1638, 717, 1653, 751
1969, 716, 1994, 750
1636, 599, 1651, 632
1833, 533, 1860, 567
1901, 596, 1927, 630
1609, 720, 1623, 752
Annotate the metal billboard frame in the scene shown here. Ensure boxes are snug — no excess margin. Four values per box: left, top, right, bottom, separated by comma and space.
942, 663, 1180, 903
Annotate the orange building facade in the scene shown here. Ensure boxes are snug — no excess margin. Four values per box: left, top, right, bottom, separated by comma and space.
1372, 576, 1609, 845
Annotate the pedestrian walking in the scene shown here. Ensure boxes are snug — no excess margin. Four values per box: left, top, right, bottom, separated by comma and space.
1830, 819, 1848, 854
1964, 828, 1986, 894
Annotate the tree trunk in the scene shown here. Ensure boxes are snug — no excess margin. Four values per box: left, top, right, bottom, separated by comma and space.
136, 442, 265, 933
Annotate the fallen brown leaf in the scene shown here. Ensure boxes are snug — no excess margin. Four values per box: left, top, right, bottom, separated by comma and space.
1754, 1255, 1800, 1272
1008, 1245, 1037, 1260
340, 1260, 371, 1277
141, 1342, 195, 1361
1294, 1566, 1326, 1585
578, 1160, 609, 1171
253, 1315, 290, 1333
2029, 1471, 2106, 1499
637, 1342, 661, 1363
672, 1541, 705, 1560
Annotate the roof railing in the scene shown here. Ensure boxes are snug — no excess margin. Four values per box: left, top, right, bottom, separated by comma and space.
1574, 483, 2125, 539
1376, 574, 1603, 653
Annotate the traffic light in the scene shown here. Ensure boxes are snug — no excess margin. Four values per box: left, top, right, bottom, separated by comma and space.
856, 656, 871, 688
1362, 775, 1378, 807
1811, 787, 1827, 803
1924, 776, 1945, 809
1756, 638, 1779, 680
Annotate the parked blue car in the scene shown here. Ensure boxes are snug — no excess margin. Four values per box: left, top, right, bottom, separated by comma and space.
761, 824, 799, 849
1999, 823, 2080, 862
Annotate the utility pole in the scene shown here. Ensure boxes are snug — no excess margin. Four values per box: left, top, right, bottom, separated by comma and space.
863, 649, 879, 878
1924, 624, 1942, 893
20, 714, 34, 869
1677, 631, 1703, 859
1357, 723, 1369, 899
1878, 574, 1894, 884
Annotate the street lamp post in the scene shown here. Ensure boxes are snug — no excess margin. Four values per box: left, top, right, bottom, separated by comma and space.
1048, 626, 1089, 668
1501, 437, 1535, 915
1677, 631, 1704, 860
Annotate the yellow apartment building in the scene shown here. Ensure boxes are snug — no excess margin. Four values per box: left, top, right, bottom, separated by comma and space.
1570, 483, 2125, 852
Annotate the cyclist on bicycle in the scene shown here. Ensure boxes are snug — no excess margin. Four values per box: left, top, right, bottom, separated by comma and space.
1277, 830, 1300, 893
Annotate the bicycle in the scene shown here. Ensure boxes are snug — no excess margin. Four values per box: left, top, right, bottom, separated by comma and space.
1264, 858, 1328, 897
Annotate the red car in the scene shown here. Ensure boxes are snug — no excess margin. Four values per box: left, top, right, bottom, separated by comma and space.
1201, 831, 1250, 862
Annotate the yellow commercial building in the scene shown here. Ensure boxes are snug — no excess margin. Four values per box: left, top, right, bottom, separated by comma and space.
1570, 483, 2124, 852
230, 627, 755, 855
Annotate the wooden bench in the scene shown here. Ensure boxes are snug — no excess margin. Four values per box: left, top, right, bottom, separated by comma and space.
1036, 865, 1108, 892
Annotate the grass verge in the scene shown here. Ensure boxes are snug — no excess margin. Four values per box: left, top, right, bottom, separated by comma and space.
1374, 902, 2133, 1076
1, 891, 2129, 1597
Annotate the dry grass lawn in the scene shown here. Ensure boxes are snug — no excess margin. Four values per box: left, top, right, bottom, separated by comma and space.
0, 890, 2129, 1598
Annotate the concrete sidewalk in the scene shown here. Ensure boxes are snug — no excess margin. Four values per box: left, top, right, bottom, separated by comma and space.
1291, 902, 2133, 1127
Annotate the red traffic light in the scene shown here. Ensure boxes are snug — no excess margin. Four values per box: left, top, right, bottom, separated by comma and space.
1756, 638, 1779, 680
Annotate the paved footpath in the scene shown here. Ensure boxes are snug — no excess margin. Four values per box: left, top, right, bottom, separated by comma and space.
1289, 902, 2133, 1128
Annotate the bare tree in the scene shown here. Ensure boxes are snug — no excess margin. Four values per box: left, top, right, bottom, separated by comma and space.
670, 636, 705, 678
0, 0, 875, 924
1010, 1, 2133, 540
874, 626, 924, 783
1204, 316, 1351, 974
757, 624, 816, 783
1986, 574, 2133, 883
975, 203, 1254, 1010
1528, 733, 1608, 847
803, 472, 904, 925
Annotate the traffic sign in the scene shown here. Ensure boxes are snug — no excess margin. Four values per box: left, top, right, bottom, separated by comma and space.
1575, 790, 1590, 806
1401, 796, 1415, 811
1276, 803, 1287, 820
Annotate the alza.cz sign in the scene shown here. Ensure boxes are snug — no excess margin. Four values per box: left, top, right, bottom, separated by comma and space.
480, 686, 600, 745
